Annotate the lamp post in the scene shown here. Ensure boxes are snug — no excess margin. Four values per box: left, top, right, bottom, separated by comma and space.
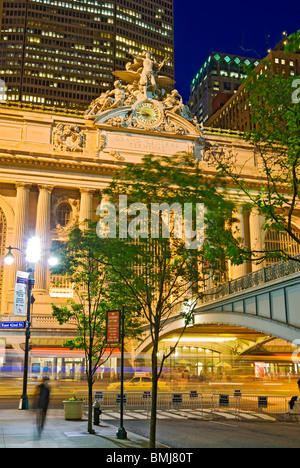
20, 266, 34, 410
4, 237, 58, 409
116, 305, 127, 440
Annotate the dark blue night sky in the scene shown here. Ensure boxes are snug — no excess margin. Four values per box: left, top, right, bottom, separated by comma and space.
173, 0, 300, 102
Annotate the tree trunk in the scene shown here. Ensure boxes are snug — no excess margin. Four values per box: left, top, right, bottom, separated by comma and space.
149, 340, 158, 448
87, 353, 95, 434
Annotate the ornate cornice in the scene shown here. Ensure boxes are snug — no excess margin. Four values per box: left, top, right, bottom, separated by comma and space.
0, 151, 120, 176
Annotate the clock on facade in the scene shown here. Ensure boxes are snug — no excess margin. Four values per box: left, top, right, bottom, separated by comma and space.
133, 99, 163, 128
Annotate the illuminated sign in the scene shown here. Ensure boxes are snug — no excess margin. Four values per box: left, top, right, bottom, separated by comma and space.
13, 271, 29, 316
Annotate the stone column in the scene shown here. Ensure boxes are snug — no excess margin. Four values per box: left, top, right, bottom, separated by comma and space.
79, 188, 94, 229
230, 206, 247, 280
249, 208, 264, 272
34, 185, 53, 292
10, 183, 31, 288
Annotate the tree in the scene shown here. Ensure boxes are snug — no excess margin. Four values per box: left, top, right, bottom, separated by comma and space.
284, 30, 300, 53
215, 59, 300, 264
95, 152, 241, 447
51, 227, 140, 434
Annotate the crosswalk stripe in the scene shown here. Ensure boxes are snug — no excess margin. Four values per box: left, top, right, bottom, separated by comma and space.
252, 413, 276, 421
104, 412, 136, 420
213, 411, 237, 419
238, 412, 257, 420
100, 409, 277, 422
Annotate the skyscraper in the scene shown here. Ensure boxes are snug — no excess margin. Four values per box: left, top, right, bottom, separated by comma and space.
204, 39, 300, 132
189, 52, 259, 125
0, 0, 174, 109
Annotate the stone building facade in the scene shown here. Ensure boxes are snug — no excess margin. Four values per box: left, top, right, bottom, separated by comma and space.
0, 50, 299, 378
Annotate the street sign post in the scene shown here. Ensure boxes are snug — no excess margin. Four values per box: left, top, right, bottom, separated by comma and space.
116, 306, 127, 440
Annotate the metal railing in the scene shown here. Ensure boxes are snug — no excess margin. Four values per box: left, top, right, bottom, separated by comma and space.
75, 390, 204, 417
201, 255, 300, 305
211, 393, 288, 419
75, 390, 288, 420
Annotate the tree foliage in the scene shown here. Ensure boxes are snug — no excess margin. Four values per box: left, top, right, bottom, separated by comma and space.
95, 152, 242, 447
284, 30, 300, 53
51, 227, 140, 434
216, 59, 300, 262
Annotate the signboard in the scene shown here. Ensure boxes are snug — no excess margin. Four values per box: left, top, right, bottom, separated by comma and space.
219, 394, 230, 407
258, 396, 268, 408
172, 393, 183, 404
143, 391, 151, 400
116, 394, 127, 404
13, 271, 29, 316
190, 390, 198, 399
105, 310, 121, 344
234, 390, 242, 398
0, 321, 26, 329
94, 391, 104, 402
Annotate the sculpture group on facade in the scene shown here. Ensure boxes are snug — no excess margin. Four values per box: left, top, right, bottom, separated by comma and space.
52, 48, 204, 153
53, 124, 85, 152
84, 49, 202, 134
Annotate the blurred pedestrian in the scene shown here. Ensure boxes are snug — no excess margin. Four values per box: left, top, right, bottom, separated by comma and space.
33, 376, 50, 437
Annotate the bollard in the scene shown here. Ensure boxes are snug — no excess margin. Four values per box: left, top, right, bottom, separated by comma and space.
93, 401, 101, 425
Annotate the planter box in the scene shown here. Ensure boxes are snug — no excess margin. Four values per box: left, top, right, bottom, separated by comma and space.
63, 400, 84, 420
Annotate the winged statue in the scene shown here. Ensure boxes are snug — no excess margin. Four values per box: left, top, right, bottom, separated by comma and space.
112, 51, 175, 98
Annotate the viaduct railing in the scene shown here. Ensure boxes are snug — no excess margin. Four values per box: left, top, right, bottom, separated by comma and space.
201, 255, 300, 305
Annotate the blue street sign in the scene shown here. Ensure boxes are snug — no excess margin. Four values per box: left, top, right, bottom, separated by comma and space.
0, 321, 26, 329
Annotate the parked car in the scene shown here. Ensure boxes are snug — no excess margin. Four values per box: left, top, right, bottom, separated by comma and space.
107, 375, 171, 392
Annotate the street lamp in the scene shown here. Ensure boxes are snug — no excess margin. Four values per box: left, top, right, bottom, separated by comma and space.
4, 237, 58, 409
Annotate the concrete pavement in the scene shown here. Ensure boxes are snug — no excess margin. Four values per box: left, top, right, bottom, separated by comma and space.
0, 408, 167, 448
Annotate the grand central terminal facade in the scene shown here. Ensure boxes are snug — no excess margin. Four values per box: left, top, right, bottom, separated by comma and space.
0, 51, 299, 382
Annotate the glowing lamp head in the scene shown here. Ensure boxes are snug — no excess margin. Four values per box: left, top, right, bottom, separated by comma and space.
26, 236, 41, 264
4, 248, 15, 265
48, 255, 59, 267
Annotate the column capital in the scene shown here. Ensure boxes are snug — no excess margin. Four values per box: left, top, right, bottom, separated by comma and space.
15, 182, 32, 191
80, 188, 96, 195
37, 184, 54, 193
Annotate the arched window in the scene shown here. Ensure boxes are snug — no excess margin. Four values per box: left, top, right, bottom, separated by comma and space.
0, 208, 7, 313
265, 225, 300, 265
56, 202, 72, 227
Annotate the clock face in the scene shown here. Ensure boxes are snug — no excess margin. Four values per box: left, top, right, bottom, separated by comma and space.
134, 100, 163, 128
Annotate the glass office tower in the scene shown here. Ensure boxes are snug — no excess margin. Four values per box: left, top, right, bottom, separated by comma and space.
0, 0, 174, 109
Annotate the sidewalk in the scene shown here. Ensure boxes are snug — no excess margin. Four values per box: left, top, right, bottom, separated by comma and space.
0, 409, 167, 448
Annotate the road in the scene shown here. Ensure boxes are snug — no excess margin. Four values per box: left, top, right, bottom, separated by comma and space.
0, 377, 299, 408
0, 378, 300, 448
108, 418, 300, 448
